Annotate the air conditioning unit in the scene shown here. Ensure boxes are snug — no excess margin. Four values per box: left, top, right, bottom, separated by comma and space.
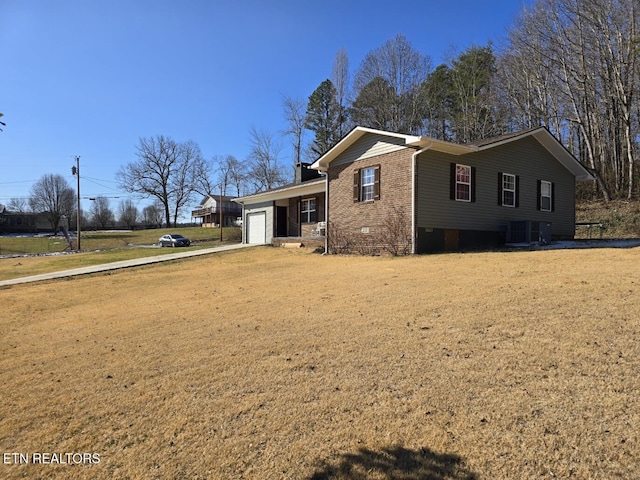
537, 221, 552, 244
507, 221, 552, 244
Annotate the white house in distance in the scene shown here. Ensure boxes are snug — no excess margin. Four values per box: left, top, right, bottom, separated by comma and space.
191, 195, 243, 227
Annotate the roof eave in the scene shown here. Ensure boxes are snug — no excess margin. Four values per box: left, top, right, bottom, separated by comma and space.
310, 126, 423, 171
233, 179, 326, 204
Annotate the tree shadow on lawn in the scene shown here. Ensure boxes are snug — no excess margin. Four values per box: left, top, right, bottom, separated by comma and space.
308, 445, 478, 480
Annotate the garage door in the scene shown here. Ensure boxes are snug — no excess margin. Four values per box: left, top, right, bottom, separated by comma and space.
246, 212, 267, 244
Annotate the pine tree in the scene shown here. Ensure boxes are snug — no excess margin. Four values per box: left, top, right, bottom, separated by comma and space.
305, 79, 341, 157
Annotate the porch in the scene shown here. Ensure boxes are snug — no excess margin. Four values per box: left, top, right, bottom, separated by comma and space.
271, 235, 325, 250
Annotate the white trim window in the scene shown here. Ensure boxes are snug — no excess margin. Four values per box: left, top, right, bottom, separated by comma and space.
502, 173, 516, 207
456, 164, 472, 202
360, 167, 375, 202
301, 198, 317, 223
353, 165, 381, 202
540, 180, 552, 212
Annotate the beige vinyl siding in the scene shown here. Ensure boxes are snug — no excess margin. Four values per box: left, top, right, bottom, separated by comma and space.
415, 136, 576, 237
331, 134, 407, 167
243, 201, 274, 244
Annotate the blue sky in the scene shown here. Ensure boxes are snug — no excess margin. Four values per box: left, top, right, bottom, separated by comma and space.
1, 0, 532, 216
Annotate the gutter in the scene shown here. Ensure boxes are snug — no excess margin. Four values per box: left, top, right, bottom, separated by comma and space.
411, 144, 432, 254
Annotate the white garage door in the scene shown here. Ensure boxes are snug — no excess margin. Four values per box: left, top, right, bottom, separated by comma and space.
247, 212, 267, 244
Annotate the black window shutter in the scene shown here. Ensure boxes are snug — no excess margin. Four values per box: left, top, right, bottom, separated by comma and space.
373, 165, 381, 200
353, 170, 360, 203
498, 172, 503, 205
515, 175, 520, 208
551, 182, 555, 211
450, 163, 456, 200
536, 180, 541, 210
471, 167, 477, 202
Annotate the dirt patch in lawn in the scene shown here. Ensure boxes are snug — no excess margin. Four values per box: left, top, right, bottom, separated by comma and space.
1, 246, 639, 479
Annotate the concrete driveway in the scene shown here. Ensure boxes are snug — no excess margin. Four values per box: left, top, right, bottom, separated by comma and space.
0, 243, 254, 287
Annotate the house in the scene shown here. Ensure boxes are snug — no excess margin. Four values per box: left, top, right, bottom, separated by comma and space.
233, 163, 325, 245
310, 126, 594, 253
0, 205, 50, 233
191, 195, 243, 227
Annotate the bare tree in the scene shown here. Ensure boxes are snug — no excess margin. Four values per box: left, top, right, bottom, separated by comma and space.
169, 140, 202, 226
246, 126, 285, 192
216, 154, 247, 196
191, 154, 217, 197
332, 48, 351, 137
351, 34, 432, 134
117, 135, 203, 227
282, 95, 307, 168
89, 196, 115, 229
7, 197, 28, 213
28, 174, 75, 232
142, 201, 164, 227
118, 199, 138, 229
502, 0, 639, 199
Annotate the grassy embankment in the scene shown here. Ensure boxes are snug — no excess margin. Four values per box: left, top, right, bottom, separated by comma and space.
576, 199, 640, 238
1, 199, 638, 281
0, 227, 241, 280
1, 246, 638, 479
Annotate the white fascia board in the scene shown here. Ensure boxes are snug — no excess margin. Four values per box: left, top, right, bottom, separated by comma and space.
311, 127, 423, 171
233, 180, 325, 205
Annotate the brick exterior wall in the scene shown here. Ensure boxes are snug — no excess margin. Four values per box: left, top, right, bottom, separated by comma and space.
284, 193, 325, 237
327, 148, 414, 254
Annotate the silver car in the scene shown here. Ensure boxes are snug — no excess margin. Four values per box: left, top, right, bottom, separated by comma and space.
158, 234, 191, 247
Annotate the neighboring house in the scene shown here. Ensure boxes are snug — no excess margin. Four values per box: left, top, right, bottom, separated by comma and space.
310, 126, 594, 254
234, 127, 593, 253
191, 195, 243, 227
233, 163, 325, 244
0, 205, 50, 233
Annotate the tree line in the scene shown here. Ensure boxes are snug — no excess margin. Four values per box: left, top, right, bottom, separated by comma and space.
298, 0, 639, 201
9, 0, 638, 230
121, 0, 640, 227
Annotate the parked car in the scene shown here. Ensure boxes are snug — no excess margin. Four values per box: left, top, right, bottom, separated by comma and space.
158, 234, 191, 247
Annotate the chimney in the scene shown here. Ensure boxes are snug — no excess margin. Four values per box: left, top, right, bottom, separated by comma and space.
295, 162, 321, 184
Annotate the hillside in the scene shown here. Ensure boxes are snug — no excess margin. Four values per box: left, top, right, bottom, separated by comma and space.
576, 199, 640, 239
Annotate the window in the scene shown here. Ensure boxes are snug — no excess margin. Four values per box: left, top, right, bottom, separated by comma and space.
353, 165, 380, 202
451, 164, 474, 202
301, 198, 316, 223
500, 173, 518, 207
361, 167, 375, 201
539, 180, 553, 212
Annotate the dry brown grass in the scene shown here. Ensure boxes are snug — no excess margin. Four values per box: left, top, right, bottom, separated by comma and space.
1, 246, 639, 479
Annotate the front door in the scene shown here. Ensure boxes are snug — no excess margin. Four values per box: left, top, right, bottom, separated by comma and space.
276, 206, 288, 237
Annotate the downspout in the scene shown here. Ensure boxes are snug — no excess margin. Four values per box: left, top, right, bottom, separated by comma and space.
241, 203, 246, 244
324, 171, 329, 254
411, 144, 432, 254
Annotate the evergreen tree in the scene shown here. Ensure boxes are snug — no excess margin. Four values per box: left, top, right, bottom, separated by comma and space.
305, 79, 341, 157
449, 44, 500, 143
350, 77, 396, 131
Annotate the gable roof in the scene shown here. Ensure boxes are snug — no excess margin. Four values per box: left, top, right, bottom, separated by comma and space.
310, 126, 594, 182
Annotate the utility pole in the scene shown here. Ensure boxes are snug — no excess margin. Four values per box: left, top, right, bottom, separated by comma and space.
72, 156, 81, 250
219, 184, 223, 242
